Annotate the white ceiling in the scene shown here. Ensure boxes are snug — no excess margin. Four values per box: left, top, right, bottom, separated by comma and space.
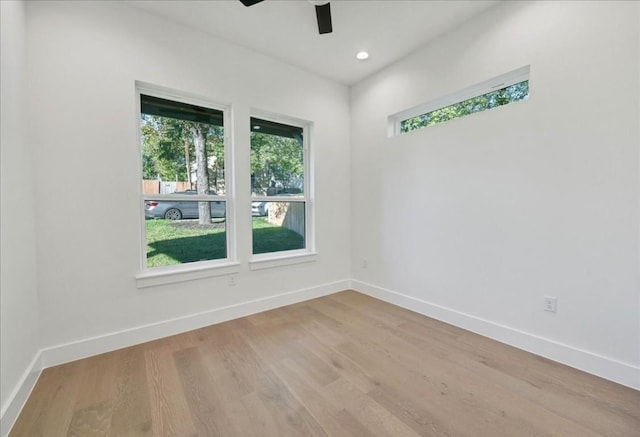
128, 0, 500, 86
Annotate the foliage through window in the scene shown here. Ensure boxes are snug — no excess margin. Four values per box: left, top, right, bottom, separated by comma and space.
139, 93, 228, 269
400, 81, 529, 133
390, 66, 530, 136
250, 117, 309, 256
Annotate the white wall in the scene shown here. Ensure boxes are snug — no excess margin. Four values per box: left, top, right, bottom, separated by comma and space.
0, 0, 42, 432
351, 1, 640, 389
25, 1, 351, 361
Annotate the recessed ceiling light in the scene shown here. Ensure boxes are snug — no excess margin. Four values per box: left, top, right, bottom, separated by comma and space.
356, 51, 369, 60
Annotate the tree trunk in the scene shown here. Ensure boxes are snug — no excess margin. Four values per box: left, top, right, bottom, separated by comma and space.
191, 123, 210, 225
184, 139, 191, 187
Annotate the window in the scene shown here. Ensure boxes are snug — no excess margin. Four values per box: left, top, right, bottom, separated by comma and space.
138, 91, 231, 271
389, 65, 530, 136
250, 115, 311, 258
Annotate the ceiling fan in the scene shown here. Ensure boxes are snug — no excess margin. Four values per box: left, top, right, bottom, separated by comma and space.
239, 0, 333, 35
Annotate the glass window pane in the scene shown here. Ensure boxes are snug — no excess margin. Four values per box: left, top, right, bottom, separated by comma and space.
252, 201, 305, 255
250, 117, 304, 197
140, 95, 226, 195
144, 200, 226, 267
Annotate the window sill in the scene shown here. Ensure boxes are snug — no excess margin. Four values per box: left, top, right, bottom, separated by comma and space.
249, 251, 317, 271
136, 261, 241, 288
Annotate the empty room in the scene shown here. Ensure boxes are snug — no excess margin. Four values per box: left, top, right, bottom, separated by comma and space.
1, 0, 639, 435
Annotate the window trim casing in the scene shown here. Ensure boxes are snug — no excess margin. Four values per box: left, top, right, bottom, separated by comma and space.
248, 109, 316, 268
134, 82, 237, 287
388, 65, 530, 137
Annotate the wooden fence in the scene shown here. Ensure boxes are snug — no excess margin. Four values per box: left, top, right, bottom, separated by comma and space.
267, 202, 305, 238
143, 180, 192, 195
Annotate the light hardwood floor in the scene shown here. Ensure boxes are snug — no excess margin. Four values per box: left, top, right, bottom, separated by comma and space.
9, 291, 640, 436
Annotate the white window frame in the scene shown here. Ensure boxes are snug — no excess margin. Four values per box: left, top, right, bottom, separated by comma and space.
388, 65, 530, 137
248, 110, 316, 270
135, 82, 238, 288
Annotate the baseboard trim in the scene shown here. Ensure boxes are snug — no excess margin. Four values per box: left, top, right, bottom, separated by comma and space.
40, 279, 349, 369
352, 280, 640, 390
0, 351, 42, 437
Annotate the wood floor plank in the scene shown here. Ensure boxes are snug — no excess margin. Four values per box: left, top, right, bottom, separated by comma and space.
323, 378, 422, 437
67, 352, 120, 437
9, 361, 85, 436
253, 368, 329, 436
172, 346, 227, 436
214, 338, 270, 393
271, 357, 374, 437
9, 291, 640, 437
241, 391, 292, 436
144, 344, 198, 436
109, 347, 153, 436
296, 331, 379, 393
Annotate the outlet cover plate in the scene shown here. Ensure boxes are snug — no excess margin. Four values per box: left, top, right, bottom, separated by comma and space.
544, 296, 557, 313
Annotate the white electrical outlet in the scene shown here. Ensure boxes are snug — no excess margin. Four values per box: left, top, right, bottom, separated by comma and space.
362, 259, 368, 269
544, 296, 557, 313
228, 275, 236, 286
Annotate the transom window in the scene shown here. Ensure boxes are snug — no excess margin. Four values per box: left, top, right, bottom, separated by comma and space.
390, 65, 530, 136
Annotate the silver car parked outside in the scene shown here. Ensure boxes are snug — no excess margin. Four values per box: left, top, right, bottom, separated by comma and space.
145, 190, 225, 220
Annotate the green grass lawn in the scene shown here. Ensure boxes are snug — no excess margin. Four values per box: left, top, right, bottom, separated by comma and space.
146, 218, 304, 267
146, 219, 226, 267
251, 218, 305, 255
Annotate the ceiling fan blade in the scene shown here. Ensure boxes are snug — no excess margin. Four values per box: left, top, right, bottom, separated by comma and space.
239, 0, 264, 6
315, 2, 333, 34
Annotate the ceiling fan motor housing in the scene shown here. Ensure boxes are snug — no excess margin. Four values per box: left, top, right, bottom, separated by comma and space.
239, 0, 333, 35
